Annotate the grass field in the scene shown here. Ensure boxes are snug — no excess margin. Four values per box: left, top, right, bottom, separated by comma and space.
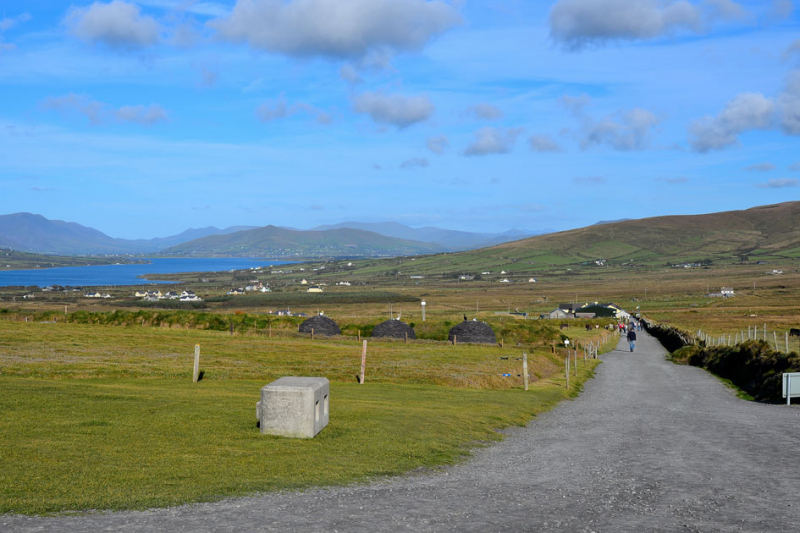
0, 320, 606, 514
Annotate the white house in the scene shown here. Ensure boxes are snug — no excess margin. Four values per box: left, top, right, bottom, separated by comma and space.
300, 279, 308, 285
307, 285, 323, 293
499, 278, 510, 283
227, 288, 245, 295
528, 277, 537, 283
721, 287, 735, 297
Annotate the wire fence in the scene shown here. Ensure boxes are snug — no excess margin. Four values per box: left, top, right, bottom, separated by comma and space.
696, 325, 800, 354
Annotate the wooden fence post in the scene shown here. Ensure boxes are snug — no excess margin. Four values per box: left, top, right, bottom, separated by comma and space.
311, 328, 315, 340
522, 353, 529, 391
565, 355, 570, 389
192, 344, 200, 383
360, 340, 367, 384
786, 332, 790, 354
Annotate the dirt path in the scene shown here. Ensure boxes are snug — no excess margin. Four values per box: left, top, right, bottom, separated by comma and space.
6, 331, 800, 532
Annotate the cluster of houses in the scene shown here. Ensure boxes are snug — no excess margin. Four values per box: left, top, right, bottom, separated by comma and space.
84, 291, 112, 298
135, 289, 202, 302
545, 302, 631, 320
228, 282, 271, 296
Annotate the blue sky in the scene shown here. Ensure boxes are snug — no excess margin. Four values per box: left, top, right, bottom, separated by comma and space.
0, 0, 798, 239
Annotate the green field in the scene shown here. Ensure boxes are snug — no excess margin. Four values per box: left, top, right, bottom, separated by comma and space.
0, 319, 606, 514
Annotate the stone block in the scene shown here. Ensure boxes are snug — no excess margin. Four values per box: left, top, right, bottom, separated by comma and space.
257, 377, 329, 438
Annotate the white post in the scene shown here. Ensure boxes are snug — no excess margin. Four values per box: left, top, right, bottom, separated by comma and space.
192, 344, 200, 383
522, 353, 529, 391
421, 301, 426, 322
786, 332, 790, 354
360, 340, 367, 384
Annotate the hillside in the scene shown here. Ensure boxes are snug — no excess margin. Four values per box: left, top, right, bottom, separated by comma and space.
164, 225, 444, 258
339, 202, 800, 277
310, 221, 546, 250
0, 213, 259, 255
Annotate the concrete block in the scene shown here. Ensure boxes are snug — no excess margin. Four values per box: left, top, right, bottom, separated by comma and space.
257, 377, 329, 438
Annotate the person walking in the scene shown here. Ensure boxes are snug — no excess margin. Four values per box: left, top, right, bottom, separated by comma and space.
627, 328, 637, 352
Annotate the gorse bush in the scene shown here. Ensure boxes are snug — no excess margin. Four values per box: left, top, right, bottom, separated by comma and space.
671, 341, 800, 402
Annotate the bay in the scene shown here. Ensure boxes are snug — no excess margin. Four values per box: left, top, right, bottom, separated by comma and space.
0, 258, 294, 288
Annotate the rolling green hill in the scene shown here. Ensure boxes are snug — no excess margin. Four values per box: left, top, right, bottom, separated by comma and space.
164, 225, 444, 258
337, 202, 800, 277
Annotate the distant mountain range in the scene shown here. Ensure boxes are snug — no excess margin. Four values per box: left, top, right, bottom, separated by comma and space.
0, 212, 543, 257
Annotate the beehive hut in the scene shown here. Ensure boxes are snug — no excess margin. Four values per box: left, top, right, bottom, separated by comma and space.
372, 319, 416, 340
299, 315, 341, 336
448, 320, 497, 344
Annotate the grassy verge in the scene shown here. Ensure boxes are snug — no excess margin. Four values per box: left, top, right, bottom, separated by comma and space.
0, 321, 600, 515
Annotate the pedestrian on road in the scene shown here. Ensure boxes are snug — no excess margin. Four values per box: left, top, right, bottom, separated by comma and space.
627, 328, 637, 352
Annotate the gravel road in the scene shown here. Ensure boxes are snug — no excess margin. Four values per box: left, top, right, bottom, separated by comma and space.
5, 331, 800, 532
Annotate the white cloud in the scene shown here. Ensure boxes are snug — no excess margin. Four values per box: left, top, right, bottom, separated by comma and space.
427, 135, 449, 154
0, 12, 31, 32
42, 93, 167, 126
116, 104, 168, 125
339, 64, 362, 84
66, 1, 161, 49
790, 162, 800, 171
778, 71, 800, 135
210, 0, 461, 60
463, 127, 523, 156
529, 134, 562, 153
756, 178, 798, 188
549, 0, 702, 49
770, 0, 795, 19
744, 162, 775, 172
353, 91, 434, 128
562, 95, 659, 151
466, 103, 503, 120
256, 96, 331, 124
704, 0, 747, 21
689, 92, 774, 151
400, 157, 429, 170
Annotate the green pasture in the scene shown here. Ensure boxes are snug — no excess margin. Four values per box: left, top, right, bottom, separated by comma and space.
0, 319, 605, 514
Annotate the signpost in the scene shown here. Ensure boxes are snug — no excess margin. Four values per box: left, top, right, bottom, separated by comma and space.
783, 372, 800, 406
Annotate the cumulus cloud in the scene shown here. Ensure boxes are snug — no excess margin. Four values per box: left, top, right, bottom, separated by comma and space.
549, 0, 702, 49
116, 104, 168, 125
427, 135, 449, 154
790, 162, 800, 171
66, 1, 161, 49
463, 127, 523, 156
466, 103, 503, 120
689, 93, 774, 151
756, 178, 798, 188
744, 162, 775, 172
256, 96, 331, 124
400, 157, 430, 170
549, 0, 751, 49
786, 39, 800, 62
353, 91, 434, 128
778, 71, 800, 135
529, 134, 562, 153
572, 176, 606, 185
41, 93, 167, 126
0, 12, 30, 53
770, 0, 795, 19
210, 0, 461, 60
562, 95, 659, 151
0, 12, 31, 31
339, 64, 363, 84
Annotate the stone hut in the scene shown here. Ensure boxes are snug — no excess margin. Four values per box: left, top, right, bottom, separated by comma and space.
448, 320, 497, 344
372, 319, 416, 340
299, 315, 341, 336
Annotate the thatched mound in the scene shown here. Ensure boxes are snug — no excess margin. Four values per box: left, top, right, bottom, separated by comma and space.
299, 315, 341, 336
372, 319, 416, 340
448, 320, 497, 344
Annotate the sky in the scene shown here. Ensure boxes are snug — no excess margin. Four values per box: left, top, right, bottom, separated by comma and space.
0, 0, 799, 240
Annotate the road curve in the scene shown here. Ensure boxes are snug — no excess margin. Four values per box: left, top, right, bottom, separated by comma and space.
5, 331, 800, 532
